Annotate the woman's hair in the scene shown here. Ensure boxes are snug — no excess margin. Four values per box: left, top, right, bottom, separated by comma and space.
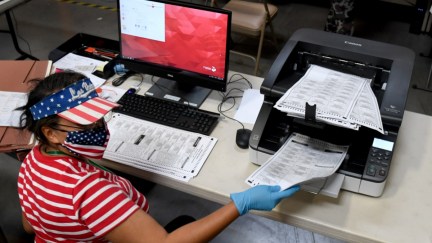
17, 71, 87, 144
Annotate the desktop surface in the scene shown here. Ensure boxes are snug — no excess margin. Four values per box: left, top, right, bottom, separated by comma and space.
99, 71, 432, 243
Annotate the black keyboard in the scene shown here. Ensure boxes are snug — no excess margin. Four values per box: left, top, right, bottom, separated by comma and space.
114, 93, 220, 135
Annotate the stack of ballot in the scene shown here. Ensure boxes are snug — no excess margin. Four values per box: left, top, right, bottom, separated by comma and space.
0, 60, 52, 154
274, 65, 384, 134
0, 92, 36, 153
103, 114, 217, 182
246, 133, 348, 196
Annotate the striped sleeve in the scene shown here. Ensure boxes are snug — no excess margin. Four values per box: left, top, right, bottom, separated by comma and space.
72, 172, 140, 237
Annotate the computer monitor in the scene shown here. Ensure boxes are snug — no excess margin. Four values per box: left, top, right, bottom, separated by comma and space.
117, 0, 231, 107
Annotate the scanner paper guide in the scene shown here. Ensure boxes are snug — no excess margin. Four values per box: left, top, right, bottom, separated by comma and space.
274, 65, 384, 134
104, 113, 217, 181
246, 133, 348, 191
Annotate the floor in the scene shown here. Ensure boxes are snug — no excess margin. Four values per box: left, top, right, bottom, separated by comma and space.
1, 0, 432, 242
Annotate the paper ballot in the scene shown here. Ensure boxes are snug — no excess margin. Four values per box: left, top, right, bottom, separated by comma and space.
104, 113, 217, 181
246, 133, 348, 190
274, 65, 384, 134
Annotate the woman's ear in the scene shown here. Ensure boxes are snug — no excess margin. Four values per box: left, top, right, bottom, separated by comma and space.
41, 126, 63, 144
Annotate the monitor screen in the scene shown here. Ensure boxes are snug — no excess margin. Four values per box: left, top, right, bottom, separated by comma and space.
117, 0, 231, 107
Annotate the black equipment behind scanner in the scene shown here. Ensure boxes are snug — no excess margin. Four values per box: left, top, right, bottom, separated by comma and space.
249, 28, 414, 197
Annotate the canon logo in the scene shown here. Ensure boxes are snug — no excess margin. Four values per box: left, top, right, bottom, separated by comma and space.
344, 41, 362, 47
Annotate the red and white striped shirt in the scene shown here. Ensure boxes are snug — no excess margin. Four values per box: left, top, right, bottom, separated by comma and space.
18, 145, 149, 242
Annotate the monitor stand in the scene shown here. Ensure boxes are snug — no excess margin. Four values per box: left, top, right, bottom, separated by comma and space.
145, 78, 212, 108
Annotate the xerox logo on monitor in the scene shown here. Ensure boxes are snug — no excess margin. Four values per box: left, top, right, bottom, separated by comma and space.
203, 66, 217, 72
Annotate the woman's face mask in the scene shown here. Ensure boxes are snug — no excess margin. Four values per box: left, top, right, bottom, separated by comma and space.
53, 120, 110, 159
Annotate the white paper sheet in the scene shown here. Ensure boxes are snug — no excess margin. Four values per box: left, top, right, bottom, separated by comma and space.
53, 53, 107, 87
0, 91, 27, 127
104, 114, 217, 181
234, 89, 264, 124
246, 133, 348, 190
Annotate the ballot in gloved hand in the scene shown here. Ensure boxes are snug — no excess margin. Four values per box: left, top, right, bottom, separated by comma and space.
230, 185, 300, 216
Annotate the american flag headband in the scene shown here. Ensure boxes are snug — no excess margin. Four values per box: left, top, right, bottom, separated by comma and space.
30, 78, 98, 120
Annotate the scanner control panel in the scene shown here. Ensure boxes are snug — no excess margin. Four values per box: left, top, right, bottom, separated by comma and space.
363, 138, 394, 182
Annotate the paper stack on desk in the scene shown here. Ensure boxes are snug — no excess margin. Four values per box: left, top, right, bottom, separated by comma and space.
103, 114, 217, 182
0, 60, 52, 153
53, 53, 107, 88
274, 64, 384, 134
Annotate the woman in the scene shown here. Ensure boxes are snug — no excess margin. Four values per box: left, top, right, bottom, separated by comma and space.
17, 71, 299, 242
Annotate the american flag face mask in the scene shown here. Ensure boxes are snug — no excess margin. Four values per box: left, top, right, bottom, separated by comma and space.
62, 123, 110, 159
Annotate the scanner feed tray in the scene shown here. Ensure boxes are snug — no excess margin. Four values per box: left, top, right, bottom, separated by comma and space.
254, 105, 394, 180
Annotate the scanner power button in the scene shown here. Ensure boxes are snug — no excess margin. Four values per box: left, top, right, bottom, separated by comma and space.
366, 165, 376, 176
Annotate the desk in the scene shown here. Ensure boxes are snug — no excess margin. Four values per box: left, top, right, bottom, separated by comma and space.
99, 71, 432, 243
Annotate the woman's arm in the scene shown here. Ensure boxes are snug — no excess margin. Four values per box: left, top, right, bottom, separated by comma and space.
105, 202, 239, 243
105, 185, 299, 243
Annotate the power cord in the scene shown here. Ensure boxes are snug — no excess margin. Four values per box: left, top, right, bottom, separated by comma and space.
147, 73, 253, 123
10, 10, 33, 56
227, 73, 253, 89
112, 70, 138, 86
217, 73, 253, 129
128, 73, 145, 93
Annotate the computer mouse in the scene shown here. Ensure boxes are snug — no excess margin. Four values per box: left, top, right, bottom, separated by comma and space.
236, 128, 252, 149
126, 88, 137, 94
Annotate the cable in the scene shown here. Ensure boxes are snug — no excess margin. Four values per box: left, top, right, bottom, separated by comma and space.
217, 95, 245, 129
112, 71, 138, 86
128, 73, 145, 93
216, 73, 254, 130
147, 73, 253, 124
116, 73, 144, 95
227, 73, 253, 88
10, 11, 33, 55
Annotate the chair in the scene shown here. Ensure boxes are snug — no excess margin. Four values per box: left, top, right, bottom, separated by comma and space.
223, 0, 278, 75
0, 0, 38, 60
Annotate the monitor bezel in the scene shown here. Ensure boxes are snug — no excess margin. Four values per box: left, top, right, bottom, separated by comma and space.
117, 0, 231, 92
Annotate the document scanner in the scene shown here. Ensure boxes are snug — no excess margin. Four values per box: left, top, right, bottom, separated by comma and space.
249, 28, 414, 197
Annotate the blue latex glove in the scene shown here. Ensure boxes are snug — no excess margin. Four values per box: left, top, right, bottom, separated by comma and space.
230, 185, 300, 216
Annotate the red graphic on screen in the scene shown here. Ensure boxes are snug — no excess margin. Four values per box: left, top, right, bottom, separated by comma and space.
121, 5, 229, 79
